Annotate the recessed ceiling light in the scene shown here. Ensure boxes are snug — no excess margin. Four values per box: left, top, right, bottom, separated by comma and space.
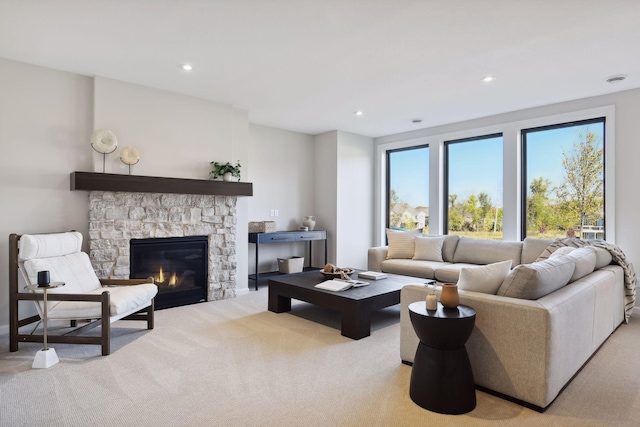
412, 118, 422, 124
354, 111, 363, 116
605, 74, 626, 84
481, 76, 496, 83
181, 64, 194, 71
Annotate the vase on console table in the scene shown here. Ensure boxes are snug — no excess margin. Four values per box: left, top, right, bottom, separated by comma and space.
302, 216, 316, 231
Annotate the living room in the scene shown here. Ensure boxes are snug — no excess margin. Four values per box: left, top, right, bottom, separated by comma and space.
2, 1, 640, 425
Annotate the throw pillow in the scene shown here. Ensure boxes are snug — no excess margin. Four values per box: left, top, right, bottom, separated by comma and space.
552, 247, 597, 282
386, 229, 422, 259
413, 236, 445, 262
550, 246, 575, 257
497, 256, 575, 300
457, 260, 512, 294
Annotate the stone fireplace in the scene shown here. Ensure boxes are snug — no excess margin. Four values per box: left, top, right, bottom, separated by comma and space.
87, 191, 238, 302
71, 171, 253, 305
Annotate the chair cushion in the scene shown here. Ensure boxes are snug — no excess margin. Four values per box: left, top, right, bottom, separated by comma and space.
23, 252, 103, 296
413, 236, 444, 262
457, 260, 512, 294
18, 231, 83, 261
48, 283, 158, 319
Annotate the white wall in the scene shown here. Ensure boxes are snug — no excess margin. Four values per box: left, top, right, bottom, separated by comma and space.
375, 87, 640, 307
247, 124, 315, 273
336, 131, 374, 269
312, 131, 375, 269
314, 131, 339, 264
0, 58, 94, 332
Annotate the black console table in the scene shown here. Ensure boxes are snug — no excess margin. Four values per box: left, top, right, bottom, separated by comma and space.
249, 230, 328, 291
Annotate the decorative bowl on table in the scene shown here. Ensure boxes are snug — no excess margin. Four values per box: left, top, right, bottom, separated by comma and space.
320, 264, 354, 279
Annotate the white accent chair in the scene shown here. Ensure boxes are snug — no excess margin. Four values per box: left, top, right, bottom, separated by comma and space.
9, 231, 158, 356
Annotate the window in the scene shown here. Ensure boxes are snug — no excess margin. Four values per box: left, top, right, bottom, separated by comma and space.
386, 145, 429, 232
444, 134, 503, 239
522, 118, 605, 240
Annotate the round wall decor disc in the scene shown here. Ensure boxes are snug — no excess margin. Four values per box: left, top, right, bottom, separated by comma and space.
90, 129, 118, 154
120, 146, 140, 165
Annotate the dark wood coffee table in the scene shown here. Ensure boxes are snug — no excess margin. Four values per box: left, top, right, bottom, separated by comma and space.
268, 270, 429, 339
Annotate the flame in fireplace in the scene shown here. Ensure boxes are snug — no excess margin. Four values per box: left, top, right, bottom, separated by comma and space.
157, 267, 165, 284
169, 273, 177, 287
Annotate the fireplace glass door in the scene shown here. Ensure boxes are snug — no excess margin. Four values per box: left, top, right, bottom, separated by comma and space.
130, 236, 208, 310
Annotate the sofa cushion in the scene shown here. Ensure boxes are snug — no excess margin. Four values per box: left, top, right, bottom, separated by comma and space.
381, 259, 450, 279
521, 237, 554, 264
434, 263, 479, 283
593, 247, 613, 269
386, 229, 421, 259
457, 260, 513, 294
497, 256, 575, 300
453, 238, 523, 266
413, 236, 444, 262
551, 247, 597, 282
426, 234, 460, 262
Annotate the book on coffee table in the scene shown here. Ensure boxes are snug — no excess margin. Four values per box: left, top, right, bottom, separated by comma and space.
315, 278, 369, 292
357, 271, 388, 280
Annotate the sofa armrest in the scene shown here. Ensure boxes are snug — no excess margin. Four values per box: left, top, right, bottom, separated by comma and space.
368, 246, 388, 271
400, 276, 617, 409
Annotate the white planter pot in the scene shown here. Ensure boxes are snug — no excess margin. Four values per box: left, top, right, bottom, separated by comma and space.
223, 172, 233, 182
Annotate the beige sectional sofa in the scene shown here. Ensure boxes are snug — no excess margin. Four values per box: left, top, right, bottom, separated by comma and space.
368, 234, 625, 410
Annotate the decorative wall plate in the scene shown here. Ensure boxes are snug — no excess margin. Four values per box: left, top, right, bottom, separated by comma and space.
120, 146, 140, 165
90, 129, 118, 154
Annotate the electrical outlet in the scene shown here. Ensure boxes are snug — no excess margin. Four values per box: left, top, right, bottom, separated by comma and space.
274, 209, 279, 217
270, 209, 274, 217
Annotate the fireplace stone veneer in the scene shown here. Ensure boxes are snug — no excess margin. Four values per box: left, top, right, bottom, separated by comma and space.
88, 191, 237, 301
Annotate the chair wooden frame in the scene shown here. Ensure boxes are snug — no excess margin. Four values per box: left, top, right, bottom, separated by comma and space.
9, 233, 155, 356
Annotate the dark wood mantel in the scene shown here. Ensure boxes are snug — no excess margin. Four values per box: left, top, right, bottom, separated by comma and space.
70, 172, 253, 196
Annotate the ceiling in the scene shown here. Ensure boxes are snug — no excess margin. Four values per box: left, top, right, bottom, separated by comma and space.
1, 1, 639, 138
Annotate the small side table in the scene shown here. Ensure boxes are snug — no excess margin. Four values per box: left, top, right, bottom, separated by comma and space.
408, 301, 476, 414
25, 282, 65, 369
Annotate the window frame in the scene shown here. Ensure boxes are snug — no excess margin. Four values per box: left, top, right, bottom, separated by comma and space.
443, 132, 503, 235
385, 143, 430, 231
520, 117, 606, 240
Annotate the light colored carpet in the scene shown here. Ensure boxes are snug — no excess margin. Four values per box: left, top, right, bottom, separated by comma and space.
1, 289, 640, 427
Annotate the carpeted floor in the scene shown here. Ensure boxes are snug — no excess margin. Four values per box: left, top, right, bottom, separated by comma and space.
1, 288, 639, 427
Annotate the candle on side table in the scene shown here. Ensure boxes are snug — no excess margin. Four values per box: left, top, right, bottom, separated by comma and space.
426, 284, 438, 310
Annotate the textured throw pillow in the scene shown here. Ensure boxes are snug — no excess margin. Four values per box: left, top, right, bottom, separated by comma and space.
413, 236, 445, 262
457, 260, 512, 294
552, 247, 597, 282
386, 229, 421, 259
497, 256, 575, 300
550, 246, 575, 257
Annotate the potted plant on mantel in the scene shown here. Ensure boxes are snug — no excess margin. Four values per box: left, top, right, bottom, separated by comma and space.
210, 160, 241, 182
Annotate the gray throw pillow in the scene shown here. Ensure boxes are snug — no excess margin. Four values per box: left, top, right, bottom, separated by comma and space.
497, 256, 575, 300
551, 247, 596, 282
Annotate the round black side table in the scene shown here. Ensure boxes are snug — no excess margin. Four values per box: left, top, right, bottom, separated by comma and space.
408, 301, 476, 414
